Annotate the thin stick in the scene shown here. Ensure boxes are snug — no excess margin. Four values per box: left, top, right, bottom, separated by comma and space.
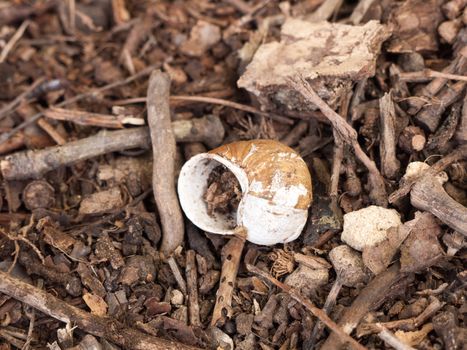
399, 69, 467, 83
246, 264, 368, 350
0, 64, 157, 146
112, 95, 294, 125
0, 20, 30, 63
0, 77, 46, 121
170, 96, 293, 124
0, 271, 201, 350
0, 128, 150, 181
377, 324, 416, 350
288, 76, 388, 206
167, 256, 187, 295
186, 250, 201, 327
146, 70, 184, 256
321, 263, 402, 350
37, 118, 67, 145
211, 228, 247, 327
1, 114, 223, 181
22, 307, 36, 350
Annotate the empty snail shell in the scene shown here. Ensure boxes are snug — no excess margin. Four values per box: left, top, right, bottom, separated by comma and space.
177, 140, 312, 245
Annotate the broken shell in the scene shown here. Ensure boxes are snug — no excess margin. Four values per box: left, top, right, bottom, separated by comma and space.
177, 140, 312, 245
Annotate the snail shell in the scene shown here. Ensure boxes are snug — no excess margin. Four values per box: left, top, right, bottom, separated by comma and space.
178, 140, 312, 245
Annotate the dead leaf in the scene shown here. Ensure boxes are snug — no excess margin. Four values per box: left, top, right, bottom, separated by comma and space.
400, 212, 444, 273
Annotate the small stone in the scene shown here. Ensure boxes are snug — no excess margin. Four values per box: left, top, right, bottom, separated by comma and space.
284, 264, 328, 297
329, 245, 367, 286
341, 206, 402, 251
180, 20, 221, 57
170, 289, 184, 306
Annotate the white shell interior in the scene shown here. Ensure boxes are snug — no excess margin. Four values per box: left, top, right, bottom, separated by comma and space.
178, 153, 309, 246
178, 153, 248, 235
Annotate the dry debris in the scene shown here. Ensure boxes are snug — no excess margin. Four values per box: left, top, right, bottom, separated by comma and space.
0, 1, 465, 350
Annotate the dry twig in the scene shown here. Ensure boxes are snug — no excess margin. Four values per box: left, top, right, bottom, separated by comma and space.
247, 264, 368, 350
146, 70, 184, 256
211, 228, 247, 327
0, 270, 201, 350
288, 76, 388, 206
1, 114, 223, 181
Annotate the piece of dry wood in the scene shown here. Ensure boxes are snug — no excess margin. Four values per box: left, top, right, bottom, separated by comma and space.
246, 264, 368, 350
0, 64, 157, 147
306, 0, 343, 22
0, 19, 30, 63
389, 144, 467, 203
280, 120, 308, 146
211, 228, 246, 327
377, 324, 416, 350
426, 101, 462, 152
0, 132, 25, 155
111, 0, 130, 25
414, 81, 465, 132
166, 254, 187, 294
1, 114, 223, 181
0, 270, 201, 350
120, 14, 153, 74
146, 70, 184, 257
456, 93, 467, 143
442, 0, 467, 19
357, 297, 444, 336
349, 0, 377, 24
43, 107, 145, 129
432, 308, 465, 350
399, 69, 467, 83
114, 95, 294, 125
406, 47, 467, 115
186, 250, 201, 327
320, 263, 403, 350
36, 118, 67, 145
289, 76, 388, 206
379, 92, 400, 179
0, 1, 56, 26
411, 175, 467, 236
398, 126, 426, 153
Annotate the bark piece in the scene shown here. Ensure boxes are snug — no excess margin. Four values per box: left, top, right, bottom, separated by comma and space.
410, 173, 467, 236
79, 187, 124, 215
238, 19, 390, 112
456, 94, 467, 143
379, 92, 400, 179
386, 0, 444, 53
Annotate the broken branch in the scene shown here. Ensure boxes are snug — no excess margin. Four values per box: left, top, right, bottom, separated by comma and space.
288, 76, 387, 206
146, 70, 184, 256
1, 114, 223, 181
0, 270, 201, 350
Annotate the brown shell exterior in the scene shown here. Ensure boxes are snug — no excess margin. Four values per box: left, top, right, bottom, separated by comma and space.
209, 140, 312, 209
